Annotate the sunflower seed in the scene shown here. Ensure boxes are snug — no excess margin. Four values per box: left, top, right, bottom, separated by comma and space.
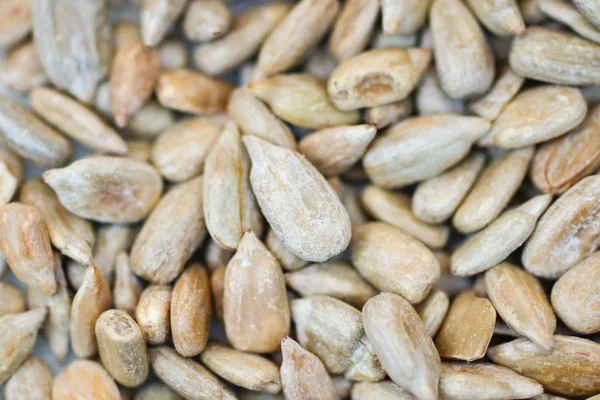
113, 253, 141, 316
4, 357, 53, 400
0, 0, 31, 49
0, 281, 25, 317
135, 285, 172, 345
541, 0, 600, 43
465, 0, 525, 36
158, 40, 188, 69
351, 381, 415, 400
113, 20, 141, 48
521, 0, 546, 23
381, 0, 430, 35
364, 99, 413, 129
415, 289, 449, 337
125, 101, 175, 138
183, 0, 231, 42
415, 68, 464, 115
0, 41, 47, 93
210, 266, 225, 323
204, 238, 234, 271
305, 48, 337, 79
135, 383, 182, 400
573, 0, 600, 28
469, 67, 525, 121
328, 0, 379, 62
140, 0, 188, 46
265, 229, 309, 271
53, 360, 120, 400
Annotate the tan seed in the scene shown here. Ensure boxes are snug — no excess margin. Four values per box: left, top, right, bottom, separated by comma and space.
0, 41, 47, 93
364, 99, 413, 129
113, 20, 141, 49
344, 335, 386, 382
124, 139, 152, 163
415, 289, 450, 337
265, 229, 309, 271
466, 0, 525, 36
135, 285, 172, 345
5, 356, 53, 400
469, 67, 525, 121
0, 281, 25, 317
0, 0, 31, 49
415, 68, 464, 115
183, 0, 231, 42
381, 0, 430, 35
0, 147, 24, 184
0, 161, 17, 207
140, 0, 188, 46
328, 0, 379, 62
210, 266, 225, 323
113, 253, 142, 316
52, 360, 120, 400
521, 0, 546, 23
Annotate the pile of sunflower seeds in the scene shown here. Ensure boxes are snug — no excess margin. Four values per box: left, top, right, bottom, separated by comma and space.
1, 0, 600, 399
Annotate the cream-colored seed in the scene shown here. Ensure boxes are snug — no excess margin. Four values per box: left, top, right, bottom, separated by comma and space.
158, 40, 188, 69
52, 360, 120, 400
5, 356, 53, 400
573, 0, 600, 28
183, 0, 231, 42
135, 285, 172, 345
125, 101, 175, 138
541, 0, 600, 43
0, 41, 47, 93
0, 281, 25, 316
134, 383, 182, 400
328, 0, 379, 62
113, 253, 141, 316
415, 68, 464, 116
381, 0, 431, 35
265, 229, 309, 271
469, 67, 525, 121
140, 0, 188, 47
465, 0, 525, 36
204, 238, 234, 271
351, 381, 416, 400
415, 289, 450, 337
0, 0, 31, 49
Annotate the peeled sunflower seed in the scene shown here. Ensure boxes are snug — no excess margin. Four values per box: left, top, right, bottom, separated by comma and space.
415, 68, 464, 115
32, 0, 111, 103
113, 20, 141, 49
0, 41, 48, 93
280, 337, 340, 400
415, 289, 450, 337
110, 37, 160, 128
249, 74, 361, 129
328, 47, 431, 110
510, 27, 600, 85
224, 231, 290, 353
140, 0, 188, 46
486, 263, 556, 349
0, 95, 72, 168
363, 99, 413, 129
298, 124, 376, 176
183, 0, 231, 42
453, 147, 534, 234
130, 175, 206, 284
381, 0, 431, 35
479, 85, 587, 149
450, 194, 552, 276
351, 381, 415, 400
200, 342, 281, 393
439, 362, 543, 400
124, 139, 152, 163
256, 0, 340, 77
469, 67, 525, 121
573, 0, 600, 28
204, 121, 263, 250
92, 224, 136, 285
0, 0, 31, 49
305, 48, 337, 79
551, 252, 600, 334
204, 238, 234, 271
0, 161, 18, 206
158, 40, 188, 69
20, 179, 95, 265
0, 147, 24, 184
43, 157, 163, 224
488, 335, 600, 398
135, 284, 172, 345
465, 0, 525, 36
363, 114, 490, 188
70, 264, 112, 358
435, 291, 496, 362
134, 383, 183, 400
344, 334, 386, 382
327, 0, 379, 62
156, 68, 233, 114
52, 360, 120, 400
210, 266, 225, 323
351, 222, 440, 303
430, 0, 495, 98
0, 308, 47, 383
0, 203, 56, 295
244, 135, 351, 262
4, 356, 53, 400
124, 101, 175, 138
523, 174, 600, 278
265, 229, 309, 271
0, 281, 25, 316
541, 0, 600, 43
361, 185, 450, 249
373, 30, 419, 49
521, 0, 546, 23
113, 253, 141, 316
194, 3, 291, 75
363, 293, 440, 400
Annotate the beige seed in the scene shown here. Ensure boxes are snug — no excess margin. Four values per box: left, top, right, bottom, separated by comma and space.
523, 175, 600, 278
488, 335, 600, 398
364, 99, 413, 129
130, 176, 206, 284
43, 157, 163, 224
351, 381, 416, 400
113, 20, 141, 49
435, 291, 496, 362
336, 180, 369, 225
5, 356, 53, 400
204, 238, 234, 271
125, 101, 175, 138
0, 41, 47, 93
415, 68, 464, 115
124, 139, 152, 163
244, 136, 351, 262
361, 185, 450, 249
194, 3, 291, 75
183, 0, 231, 42
0, 0, 31, 49
249, 74, 361, 129
32, 0, 110, 103
486, 263, 556, 349
0, 203, 56, 295
204, 121, 263, 250
532, 395, 570, 400
328, 48, 431, 111
280, 337, 340, 400
551, 252, 600, 334
0, 281, 25, 317
140, 0, 188, 46
351, 222, 440, 303
93, 224, 136, 285
265, 229, 309, 271
0, 147, 24, 184
541, 0, 600, 43
95, 309, 149, 388
439, 362, 543, 400
573, 0, 600, 28
149, 346, 236, 400
363, 114, 490, 188
332, 376, 353, 399
210, 266, 225, 323
135, 285, 172, 345
363, 293, 440, 400
52, 360, 120, 400
298, 124, 376, 176
415, 289, 450, 337
256, 0, 340, 77
381, 0, 431, 35
430, 0, 495, 98
113, 253, 141, 316
453, 147, 534, 234
70, 264, 111, 358
158, 40, 188, 69
466, 0, 525, 36
510, 27, 600, 85
521, 0, 546, 23
344, 335, 386, 382
0, 161, 17, 206
451, 194, 552, 276
135, 383, 182, 400
373, 30, 419, 48
469, 67, 525, 121
305, 48, 337, 79
110, 37, 160, 128
328, 0, 380, 62
156, 69, 233, 114
0, 308, 47, 383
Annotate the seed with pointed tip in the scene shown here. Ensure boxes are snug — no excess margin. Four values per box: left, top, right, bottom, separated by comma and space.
52, 360, 120, 400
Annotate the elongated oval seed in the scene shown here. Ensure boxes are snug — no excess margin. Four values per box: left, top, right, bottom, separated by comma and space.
363, 293, 440, 400
540, 0, 600, 44
5, 356, 53, 400
183, 0, 231, 42
351, 222, 440, 303
328, 0, 379, 62
363, 114, 490, 188
430, 0, 495, 98
415, 289, 450, 337
42, 157, 163, 223
95, 310, 149, 388
53, 360, 120, 400
70, 264, 111, 358
0, 95, 71, 168
0, 308, 47, 383
381, 0, 431, 35
0, 281, 25, 316
453, 147, 534, 234
328, 48, 431, 110
522, 175, 600, 278
415, 68, 464, 116
204, 121, 263, 250
93, 224, 136, 285
469, 67, 525, 121
21, 179, 95, 265
135, 285, 172, 345
140, 0, 188, 46
451, 194, 552, 276
465, 0, 525, 36
200, 342, 281, 393
265, 229, 309, 271
551, 252, 600, 334
280, 337, 339, 400
486, 263, 556, 349
439, 363, 543, 400
0, 203, 56, 295
574, 0, 600, 28
244, 135, 351, 262
130, 176, 206, 284
488, 335, 600, 398
113, 253, 141, 316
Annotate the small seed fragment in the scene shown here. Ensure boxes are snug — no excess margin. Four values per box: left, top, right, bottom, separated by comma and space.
135, 383, 182, 400
364, 99, 413, 129
469, 67, 525, 121
52, 360, 120, 400
210, 266, 225, 323
5, 356, 53, 400
415, 289, 450, 337
113, 253, 141, 316
135, 285, 172, 345
140, 0, 188, 46
183, 0, 231, 42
